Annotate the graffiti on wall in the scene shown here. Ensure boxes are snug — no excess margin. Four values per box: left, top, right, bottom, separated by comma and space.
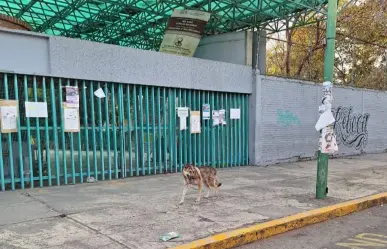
276, 109, 301, 127
332, 106, 370, 150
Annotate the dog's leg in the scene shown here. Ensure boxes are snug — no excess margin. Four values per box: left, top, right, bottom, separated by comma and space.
179, 185, 189, 205
205, 187, 210, 198
195, 182, 202, 203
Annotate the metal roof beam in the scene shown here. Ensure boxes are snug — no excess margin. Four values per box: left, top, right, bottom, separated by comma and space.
15, 0, 38, 18
36, 0, 87, 32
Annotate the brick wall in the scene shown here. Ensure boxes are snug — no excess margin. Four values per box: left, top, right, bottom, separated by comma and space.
0, 14, 32, 31
250, 75, 387, 165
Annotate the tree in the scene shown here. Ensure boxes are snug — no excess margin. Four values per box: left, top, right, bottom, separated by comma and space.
266, 0, 387, 89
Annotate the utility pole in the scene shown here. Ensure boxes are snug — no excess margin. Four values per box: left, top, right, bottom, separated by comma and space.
316, 0, 338, 199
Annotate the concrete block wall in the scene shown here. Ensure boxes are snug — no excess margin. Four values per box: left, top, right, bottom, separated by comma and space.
250, 74, 387, 165
0, 27, 252, 94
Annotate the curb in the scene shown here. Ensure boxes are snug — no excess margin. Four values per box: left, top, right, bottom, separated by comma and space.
171, 192, 387, 249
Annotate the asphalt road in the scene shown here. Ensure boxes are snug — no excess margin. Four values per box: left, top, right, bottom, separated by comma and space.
238, 205, 387, 249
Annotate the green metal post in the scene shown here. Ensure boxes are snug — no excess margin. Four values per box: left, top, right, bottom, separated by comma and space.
42, 77, 52, 186
316, 0, 338, 199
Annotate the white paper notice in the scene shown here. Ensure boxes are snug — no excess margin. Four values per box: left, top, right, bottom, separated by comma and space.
177, 107, 189, 131
25, 102, 48, 118
1, 106, 17, 130
94, 88, 106, 98
230, 108, 240, 120
190, 111, 201, 134
202, 104, 210, 120
219, 109, 226, 125
64, 108, 80, 132
315, 110, 335, 131
212, 110, 219, 126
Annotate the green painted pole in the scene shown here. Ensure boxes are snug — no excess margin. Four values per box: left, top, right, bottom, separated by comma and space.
316, 0, 338, 199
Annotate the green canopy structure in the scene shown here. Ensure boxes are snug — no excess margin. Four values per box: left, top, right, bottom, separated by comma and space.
0, 0, 329, 50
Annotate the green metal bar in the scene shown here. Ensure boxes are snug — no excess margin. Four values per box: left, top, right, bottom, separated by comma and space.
0, 128, 4, 191
173, 89, 177, 172
145, 86, 150, 175
163, 88, 167, 173
104, 83, 112, 179
133, 85, 139, 176
239, 95, 246, 165
82, 80, 91, 179
233, 94, 237, 166
50, 78, 60, 185
24, 75, 33, 188
220, 93, 224, 168
201, 92, 205, 166
14, 75, 24, 189
183, 90, 187, 165
33, 76, 43, 187
42, 77, 51, 186
157, 88, 162, 174
187, 91, 192, 164
230, 94, 234, 166
238, 94, 242, 165
58, 79, 67, 184
118, 84, 125, 178
3, 74, 15, 190
225, 93, 230, 167
66, 81, 76, 184
216, 92, 220, 167
89, 83, 98, 180
245, 95, 249, 165
75, 80, 83, 183
111, 84, 118, 179
316, 0, 338, 199
152, 87, 156, 175
206, 92, 209, 165
138, 86, 144, 176
168, 89, 173, 173
192, 91, 196, 165
126, 85, 133, 177
97, 82, 105, 180
211, 92, 215, 166
178, 89, 182, 170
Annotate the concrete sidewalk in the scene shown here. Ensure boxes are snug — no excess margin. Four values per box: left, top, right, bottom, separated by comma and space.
1, 154, 387, 249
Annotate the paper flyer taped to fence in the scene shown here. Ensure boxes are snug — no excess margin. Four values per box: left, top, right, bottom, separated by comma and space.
159, 9, 211, 57
212, 110, 219, 126
94, 88, 106, 98
0, 100, 18, 133
25, 102, 48, 118
190, 111, 201, 133
63, 105, 80, 132
219, 109, 226, 125
65, 86, 79, 107
230, 108, 240, 120
202, 104, 210, 119
177, 107, 189, 130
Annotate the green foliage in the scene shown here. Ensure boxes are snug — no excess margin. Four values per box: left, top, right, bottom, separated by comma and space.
266, 0, 387, 90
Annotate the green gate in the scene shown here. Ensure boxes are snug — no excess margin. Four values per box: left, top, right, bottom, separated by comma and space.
0, 72, 249, 191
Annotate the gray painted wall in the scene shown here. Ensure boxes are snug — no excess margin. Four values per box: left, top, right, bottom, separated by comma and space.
249, 75, 387, 165
0, 27, 252, 94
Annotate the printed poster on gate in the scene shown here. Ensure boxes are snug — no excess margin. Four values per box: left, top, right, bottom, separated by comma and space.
0, 100, 18, 133
65, 86, 79, 108
159, 10, 211, 57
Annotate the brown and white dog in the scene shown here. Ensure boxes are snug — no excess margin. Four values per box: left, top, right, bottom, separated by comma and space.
179, 164, 222, 204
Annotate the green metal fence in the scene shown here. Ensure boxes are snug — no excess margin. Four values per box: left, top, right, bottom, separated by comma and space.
0, 72, 249, 191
